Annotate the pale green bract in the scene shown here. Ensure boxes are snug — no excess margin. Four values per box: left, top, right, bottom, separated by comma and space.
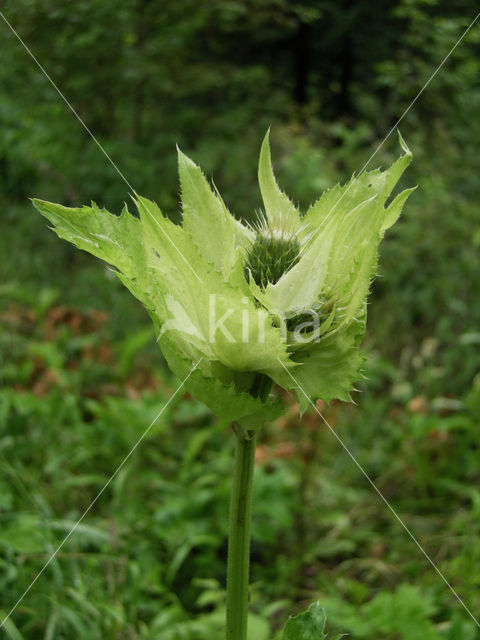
33, 131, 413, 426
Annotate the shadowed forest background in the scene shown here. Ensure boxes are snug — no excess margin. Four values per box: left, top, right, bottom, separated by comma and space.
1, 1, 480, 638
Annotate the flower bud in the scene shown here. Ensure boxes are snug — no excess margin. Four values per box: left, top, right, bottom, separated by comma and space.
244, 227, 300, 289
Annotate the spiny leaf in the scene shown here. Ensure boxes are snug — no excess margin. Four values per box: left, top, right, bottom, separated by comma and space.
258, 129, 301, 230
178, 148, 249, 277
272, 317, 366, 412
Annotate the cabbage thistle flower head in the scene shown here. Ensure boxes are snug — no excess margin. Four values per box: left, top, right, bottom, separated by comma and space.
33, 131, 413, 427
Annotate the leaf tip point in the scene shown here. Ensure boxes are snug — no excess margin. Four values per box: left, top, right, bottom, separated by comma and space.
396, 129, 412, 156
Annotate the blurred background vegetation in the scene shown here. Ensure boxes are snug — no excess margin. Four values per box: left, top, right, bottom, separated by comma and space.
1, 1, 480, 638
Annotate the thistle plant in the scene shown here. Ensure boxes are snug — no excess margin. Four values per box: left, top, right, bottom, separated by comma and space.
33, 130, 413, 639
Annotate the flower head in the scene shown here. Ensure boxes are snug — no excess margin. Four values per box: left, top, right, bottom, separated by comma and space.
244, 212, 302, 288
33, 131, 413, 426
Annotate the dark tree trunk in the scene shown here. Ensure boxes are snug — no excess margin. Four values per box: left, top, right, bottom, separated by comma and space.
335, 0, 355, 118
293, 19, 311, 106
337, 30, 353, 116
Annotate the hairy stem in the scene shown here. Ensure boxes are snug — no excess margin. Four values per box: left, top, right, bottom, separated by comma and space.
226, 423, 256, 640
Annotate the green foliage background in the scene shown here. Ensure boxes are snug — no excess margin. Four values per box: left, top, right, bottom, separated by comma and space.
1, 1, 480, 638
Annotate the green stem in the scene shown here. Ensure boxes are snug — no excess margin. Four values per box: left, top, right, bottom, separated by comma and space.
226, 423, 256, 640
